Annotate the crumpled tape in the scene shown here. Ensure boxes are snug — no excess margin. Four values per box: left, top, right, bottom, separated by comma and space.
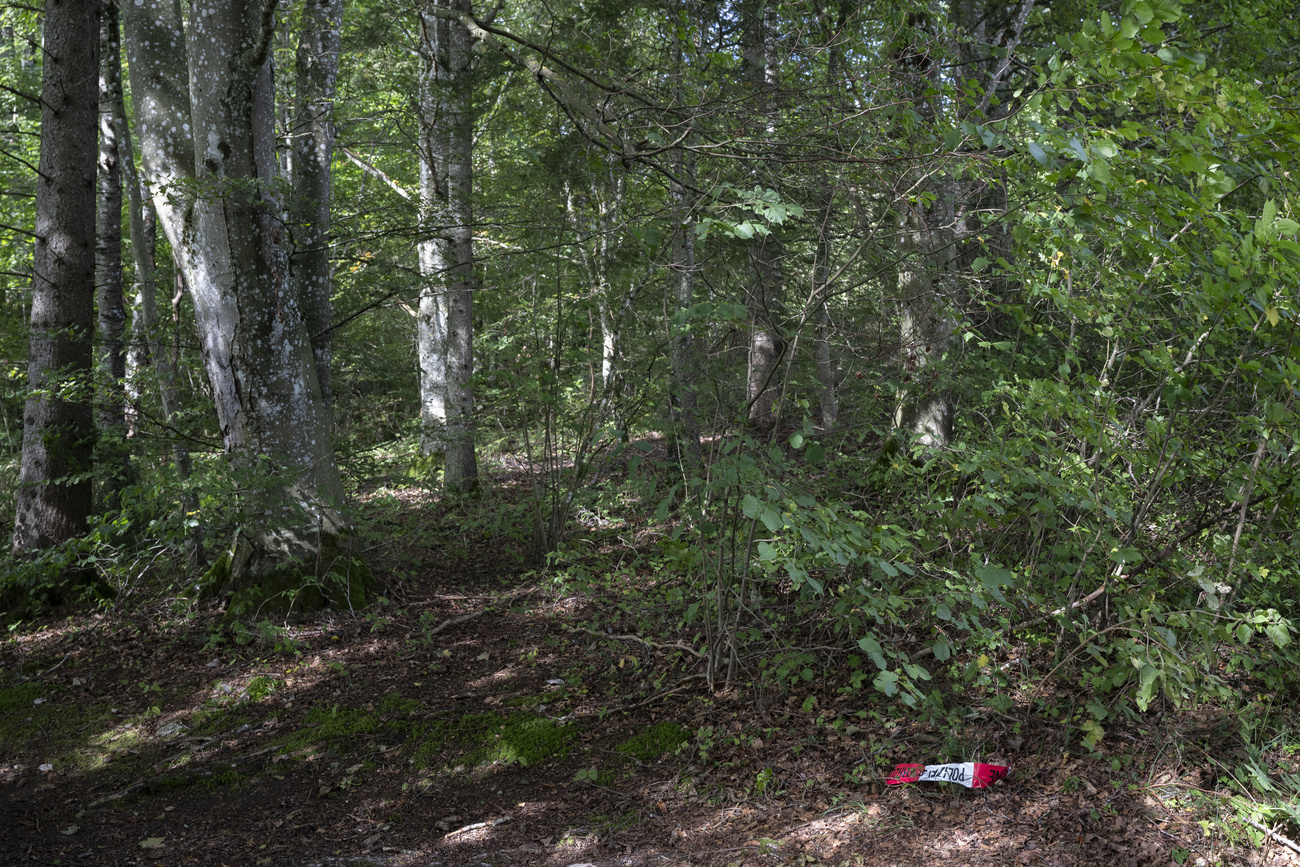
885, 761, 1009, 789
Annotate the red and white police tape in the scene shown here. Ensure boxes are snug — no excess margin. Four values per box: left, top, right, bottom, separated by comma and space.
885, 762, 1009, 789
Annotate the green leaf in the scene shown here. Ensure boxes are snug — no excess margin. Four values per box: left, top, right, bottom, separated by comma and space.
789, 432, 804, 449
757, 541, 778, 561
873, 670, 899, 697
806, 443, 825, 465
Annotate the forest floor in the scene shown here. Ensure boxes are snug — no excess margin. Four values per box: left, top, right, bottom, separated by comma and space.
2, 463, 1299, 867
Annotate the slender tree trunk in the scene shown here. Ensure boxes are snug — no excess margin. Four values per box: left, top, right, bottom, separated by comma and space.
668, 148, 701, 471
812, 237, 837, 431
893, 17, 956, 449
291, 0, 342, 413
96, 0, 130, 506
811, 3, 848, 433
566, 161, 627, 433
740, 0, 785, 431
122, 0, 361, 607
12, 0, 101, 555
666, 14, 701, 471
417, 0, 478, 492
894, 200, 955, 447
123, 195, 153, 438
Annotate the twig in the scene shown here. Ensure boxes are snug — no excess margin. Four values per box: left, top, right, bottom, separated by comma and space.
1243, 817, 1300, 855
560, 674, 706, 721
414, 586, 541, 635
421, 609, 485, 638
561, 624, 705, 659
445, 816, 510, 837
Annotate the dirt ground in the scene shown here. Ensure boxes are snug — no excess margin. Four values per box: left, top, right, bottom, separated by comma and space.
2, 485, 1298, 867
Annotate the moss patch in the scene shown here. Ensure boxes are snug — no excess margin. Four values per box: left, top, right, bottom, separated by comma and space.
412, 712, 580, 770
617, 722, 689, 762
377, 691, 422, 717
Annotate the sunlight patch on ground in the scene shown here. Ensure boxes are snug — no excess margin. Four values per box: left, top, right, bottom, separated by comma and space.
467, 665, 517, 690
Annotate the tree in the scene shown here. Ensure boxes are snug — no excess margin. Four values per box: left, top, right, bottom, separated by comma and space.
96, 0, 130, 505
739, 0, 786, 432
417, 0, 479, 493
291, 0, 343, 414
11, 0, 100, 556
121, 0, 364, 610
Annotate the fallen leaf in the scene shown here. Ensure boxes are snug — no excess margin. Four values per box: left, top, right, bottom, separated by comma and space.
140, 837, 165, 849
60, 825, 79, 835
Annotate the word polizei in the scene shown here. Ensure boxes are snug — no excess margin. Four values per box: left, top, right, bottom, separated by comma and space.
885, 762, 1009, 789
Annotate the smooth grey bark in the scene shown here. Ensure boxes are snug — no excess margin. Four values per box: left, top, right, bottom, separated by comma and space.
894, 200, 956, 448
115, 35, 205, 566
417, 0, 479, 493
892, 16, 955, 449
122, 0, 357, 601
12, 0, 101, 554
740, 0, 785, 431
96, 0, 130, 504
291, 0, 342, 413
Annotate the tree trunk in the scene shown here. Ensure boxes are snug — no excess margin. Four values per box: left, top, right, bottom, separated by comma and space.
122, 0, 364, 611
116, 36, 205, 567
12, 0, 101, 556
740, 0, 785, 432
417, 0, 479, 493
667, 13, 701, 472
96, 0, 131, 507
668, 147, 702, 472
892, 16, 956, 449
291, 0, 342, 413
894, 200, 956, 448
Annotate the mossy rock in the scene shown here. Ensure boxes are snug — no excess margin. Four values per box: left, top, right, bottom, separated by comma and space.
202, 530, 376, 620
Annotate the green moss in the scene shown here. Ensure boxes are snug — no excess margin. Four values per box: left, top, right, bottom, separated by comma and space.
0, 683, 44, 738
412, 712, 579, 770
244, 676, 277, 702
191, 707, 251, 735
201, 770, 244, 791
617, 722, 689, 762
377, 692, 422, 716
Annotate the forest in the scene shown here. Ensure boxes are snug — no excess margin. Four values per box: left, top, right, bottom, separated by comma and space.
3, 0, 1300, 863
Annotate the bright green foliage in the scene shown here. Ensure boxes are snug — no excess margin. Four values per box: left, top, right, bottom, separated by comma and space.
411, 712, 579, 770
616, 722, 689, 762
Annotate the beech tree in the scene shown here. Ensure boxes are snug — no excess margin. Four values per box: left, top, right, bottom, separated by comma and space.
121, 0, 363, 609
417, 0, 479, 493
11, 0, 100, 556
291, 0, 343, 413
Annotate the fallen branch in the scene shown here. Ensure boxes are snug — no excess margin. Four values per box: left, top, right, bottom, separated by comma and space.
561, 624, 705, 659
1243, 817, 1300, 856
560, 674, 706, 721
